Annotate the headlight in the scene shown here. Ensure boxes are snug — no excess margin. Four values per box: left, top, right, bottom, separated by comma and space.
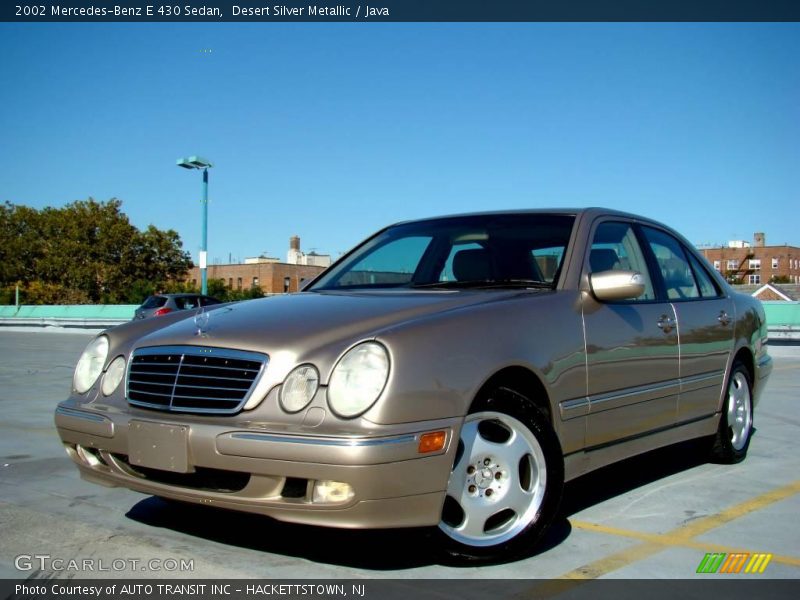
101, 355, 126, 396
327, 342, 390, 418
73, 336, 109, 394
279, 364, 320, 413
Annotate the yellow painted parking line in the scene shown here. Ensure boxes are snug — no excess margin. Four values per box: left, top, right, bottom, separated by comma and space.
571, 521, 800, 568
557, 479, 800, 580
519, 481, 800, 599
672, 479, 800, 539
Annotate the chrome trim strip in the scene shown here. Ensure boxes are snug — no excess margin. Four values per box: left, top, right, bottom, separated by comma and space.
559, 397, 590, 420
681, 372, 722, 386
56, 406, 108, 424
561, 398, 590, 410
132, 345, 267, 361
230, 432, 417, 447
589, 379, 680, 408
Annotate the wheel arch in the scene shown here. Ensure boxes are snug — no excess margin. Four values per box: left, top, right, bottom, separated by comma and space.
468, 366, 554, 428
732, 346, 755, 391
718, 345, 755, 416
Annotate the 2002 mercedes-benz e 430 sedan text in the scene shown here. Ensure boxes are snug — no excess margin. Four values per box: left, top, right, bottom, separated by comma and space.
56, 208, 772, 560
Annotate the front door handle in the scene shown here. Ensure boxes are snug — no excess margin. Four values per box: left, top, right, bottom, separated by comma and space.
718, 311, 731, 326
657, 314, 676, 333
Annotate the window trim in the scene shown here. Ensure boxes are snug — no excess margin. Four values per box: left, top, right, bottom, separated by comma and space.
638, 224, 724, 303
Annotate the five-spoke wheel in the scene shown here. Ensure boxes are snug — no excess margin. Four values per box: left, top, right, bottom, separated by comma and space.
711, 361, 754, 463
440, 411, 547, 547
437, 388, 563, 561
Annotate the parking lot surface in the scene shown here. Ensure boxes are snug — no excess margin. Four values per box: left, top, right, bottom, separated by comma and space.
1, 329, 798, 580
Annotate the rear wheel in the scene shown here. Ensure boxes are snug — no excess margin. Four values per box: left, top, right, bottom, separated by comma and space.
438, 387, 563, 562
710, 361, 753, 464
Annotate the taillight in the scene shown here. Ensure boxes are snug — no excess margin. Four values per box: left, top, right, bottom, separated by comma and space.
153, 307, 172, 316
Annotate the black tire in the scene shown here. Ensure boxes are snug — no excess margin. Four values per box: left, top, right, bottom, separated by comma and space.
710, 361, 754, 464
436, 386, 563, 562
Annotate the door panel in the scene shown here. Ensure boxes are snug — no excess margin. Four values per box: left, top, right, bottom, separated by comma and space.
583, 302, 679, 447
638, 226, 734, 424
582, 221, 679, 449
673, 297, 734, 422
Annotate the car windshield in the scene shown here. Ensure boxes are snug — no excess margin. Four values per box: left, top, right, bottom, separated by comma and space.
309, 213, 575, 291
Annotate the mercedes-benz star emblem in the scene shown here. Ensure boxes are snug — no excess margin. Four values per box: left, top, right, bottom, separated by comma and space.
194, 307, 210, 336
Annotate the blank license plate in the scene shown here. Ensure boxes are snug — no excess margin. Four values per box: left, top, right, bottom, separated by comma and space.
128, 421, 191, 473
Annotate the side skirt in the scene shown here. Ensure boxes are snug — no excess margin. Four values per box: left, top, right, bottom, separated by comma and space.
564, 414, 719, 482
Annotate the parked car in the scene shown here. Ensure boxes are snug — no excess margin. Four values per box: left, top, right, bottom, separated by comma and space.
56, 209, 772, 561
133, 293, 221, 320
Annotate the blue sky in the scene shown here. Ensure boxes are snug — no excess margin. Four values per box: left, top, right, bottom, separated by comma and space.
1, 23, 798, 265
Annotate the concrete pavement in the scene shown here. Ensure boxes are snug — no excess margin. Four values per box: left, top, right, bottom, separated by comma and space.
1, 329, 798, 580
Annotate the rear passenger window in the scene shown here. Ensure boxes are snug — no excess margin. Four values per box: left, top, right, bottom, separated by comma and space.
687, 253, 721, 298
641, 227, 700, 300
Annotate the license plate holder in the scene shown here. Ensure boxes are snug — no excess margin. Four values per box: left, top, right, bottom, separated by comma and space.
128, 421, 192, 473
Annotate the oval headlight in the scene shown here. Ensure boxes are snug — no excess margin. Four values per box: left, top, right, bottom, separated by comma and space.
73, 336, 109, 394
102, 355, 127, 396
279, 364, 320, 413
327, 342, 390, 418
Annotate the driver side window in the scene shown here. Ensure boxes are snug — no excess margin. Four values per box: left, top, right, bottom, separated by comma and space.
589, 222, 656, 301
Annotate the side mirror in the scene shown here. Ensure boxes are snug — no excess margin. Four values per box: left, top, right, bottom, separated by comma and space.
590, 270, 646, 301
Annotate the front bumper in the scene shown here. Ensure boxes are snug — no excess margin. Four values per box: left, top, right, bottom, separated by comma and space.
55, 402, 460, 529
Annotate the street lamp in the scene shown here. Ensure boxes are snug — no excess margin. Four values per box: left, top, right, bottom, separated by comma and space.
177, 155, 213, 295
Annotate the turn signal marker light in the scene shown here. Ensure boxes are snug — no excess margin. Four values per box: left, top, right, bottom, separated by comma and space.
418, 431, 447, 453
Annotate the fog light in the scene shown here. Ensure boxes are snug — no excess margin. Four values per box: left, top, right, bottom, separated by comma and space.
312, 480, 354, 504
418, 430, 447, 453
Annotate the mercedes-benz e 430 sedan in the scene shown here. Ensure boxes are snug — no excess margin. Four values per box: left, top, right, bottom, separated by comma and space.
55, 208, 772, 561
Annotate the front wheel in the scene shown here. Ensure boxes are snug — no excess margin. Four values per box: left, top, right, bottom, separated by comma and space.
710, 361, 754, 464
437, 388, 563, 562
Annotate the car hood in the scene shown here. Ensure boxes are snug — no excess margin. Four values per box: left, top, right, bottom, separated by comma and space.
134, 289, 524, 360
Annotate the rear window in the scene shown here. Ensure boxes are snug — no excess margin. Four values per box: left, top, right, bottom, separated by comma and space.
141, 296, 167, 309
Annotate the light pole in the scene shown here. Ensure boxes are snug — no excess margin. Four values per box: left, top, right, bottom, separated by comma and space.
177, 156, 214, 295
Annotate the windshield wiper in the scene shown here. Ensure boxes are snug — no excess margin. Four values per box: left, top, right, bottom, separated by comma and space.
410, 279, 552, 290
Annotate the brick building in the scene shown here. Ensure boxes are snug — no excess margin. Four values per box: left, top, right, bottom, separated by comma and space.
187, 236, 331, 294
187, 261, 326, 294
699, 233, 800, 286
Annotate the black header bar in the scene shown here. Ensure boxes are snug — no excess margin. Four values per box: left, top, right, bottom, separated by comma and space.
4, 1, 800, 23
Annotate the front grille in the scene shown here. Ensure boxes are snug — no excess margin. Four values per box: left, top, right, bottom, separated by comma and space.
127, 345, 267, 414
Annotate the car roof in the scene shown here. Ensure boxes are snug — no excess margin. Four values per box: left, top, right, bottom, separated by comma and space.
387, 207, 649, 227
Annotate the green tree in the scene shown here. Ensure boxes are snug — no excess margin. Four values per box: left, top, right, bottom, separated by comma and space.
0, 198, 193, 304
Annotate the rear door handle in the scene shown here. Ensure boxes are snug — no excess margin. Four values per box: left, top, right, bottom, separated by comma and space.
718, 311, 731, 326
657, 315, 675, 333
